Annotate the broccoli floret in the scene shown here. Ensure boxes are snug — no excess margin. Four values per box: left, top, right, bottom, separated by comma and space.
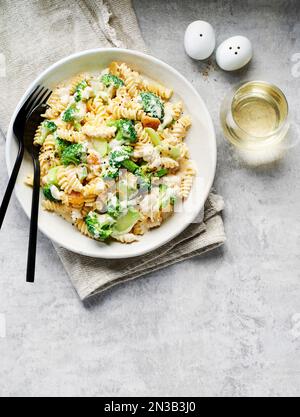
118, 120, 137, 143
62, 104, 77, 123
108, 145, 140, 175
108, 119, 137, 144
43, 184, 59, 202
43, 185, 55, 201
44, 120, 57, 133
138, 92, 164, 121
74, 80, 88, 102
109, 146, 133, 169
106, 196, 121, 219
101, 73, 124, 88
85, 212, 115, 241
62, 103, 84, 129
56, 137, 71, 156
136, 169, 152, 192
102, 166, 120, 180
35, 120, 57, 146
61, 143, 87, 166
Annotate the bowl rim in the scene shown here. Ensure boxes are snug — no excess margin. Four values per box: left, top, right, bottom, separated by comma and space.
5, 48, 217, 258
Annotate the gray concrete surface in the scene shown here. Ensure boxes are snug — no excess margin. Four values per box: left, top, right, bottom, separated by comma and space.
0, 0, 300, 397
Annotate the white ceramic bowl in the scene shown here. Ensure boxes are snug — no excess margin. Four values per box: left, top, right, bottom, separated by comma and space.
6, 49, 216, 259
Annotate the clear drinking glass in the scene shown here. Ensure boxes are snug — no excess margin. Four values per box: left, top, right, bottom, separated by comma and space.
220, 81, 292, 165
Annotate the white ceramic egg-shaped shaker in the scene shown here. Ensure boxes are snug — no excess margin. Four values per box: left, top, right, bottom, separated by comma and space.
184, 21, 216, 60
216, 36, 253, 71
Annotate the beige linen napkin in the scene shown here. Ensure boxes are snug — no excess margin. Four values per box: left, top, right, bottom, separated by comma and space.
0, 0, 226, 300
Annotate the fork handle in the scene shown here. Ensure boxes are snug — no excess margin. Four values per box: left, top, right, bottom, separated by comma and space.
0, 141, 25, 230
26, 154, 40, 283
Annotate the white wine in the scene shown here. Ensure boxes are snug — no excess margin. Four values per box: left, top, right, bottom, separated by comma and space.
221, 81, 289, 165
232, 81, 288, 139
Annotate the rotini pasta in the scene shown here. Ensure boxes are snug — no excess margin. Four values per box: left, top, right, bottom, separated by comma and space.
116, 62, 141, 97
83, 178, 106, 197
69, 73, 90, 95
42, 200, 72, 222
109, 102, 144, 120
56, 129, 86, 143
43, 88, 68, 119
39, 151, 60, 178
171, 116, 192, 140
113, 233, 139, 243
82, 124, 117, 139
33, 62, 196, 244
57, 166, 84, 194
172, 101, 183, 120
179, 160, 197, 199
74, 218, 92, 237
24, 174, 34, 187
141, 78, 173, 100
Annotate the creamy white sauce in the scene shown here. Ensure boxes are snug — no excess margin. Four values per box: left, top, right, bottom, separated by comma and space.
81, 86, 94, 101
50, 185, 63, 201
97, 91, 110, 102
71, 209, 82, 223
90, 80, 104, 95
75, 101, 87, 120
58, 87, 71, 106
109, 139, 122, 150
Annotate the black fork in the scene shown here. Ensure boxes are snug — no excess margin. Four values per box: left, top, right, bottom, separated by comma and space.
24, 103, 49, 283
0, 86, 52, 229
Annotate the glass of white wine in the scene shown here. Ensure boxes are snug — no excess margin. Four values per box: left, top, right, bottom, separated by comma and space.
220, 81, 291, 165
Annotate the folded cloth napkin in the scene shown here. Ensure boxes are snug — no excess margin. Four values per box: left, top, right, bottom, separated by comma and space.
0, 0, 226, 300
57, 193, 225, 300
